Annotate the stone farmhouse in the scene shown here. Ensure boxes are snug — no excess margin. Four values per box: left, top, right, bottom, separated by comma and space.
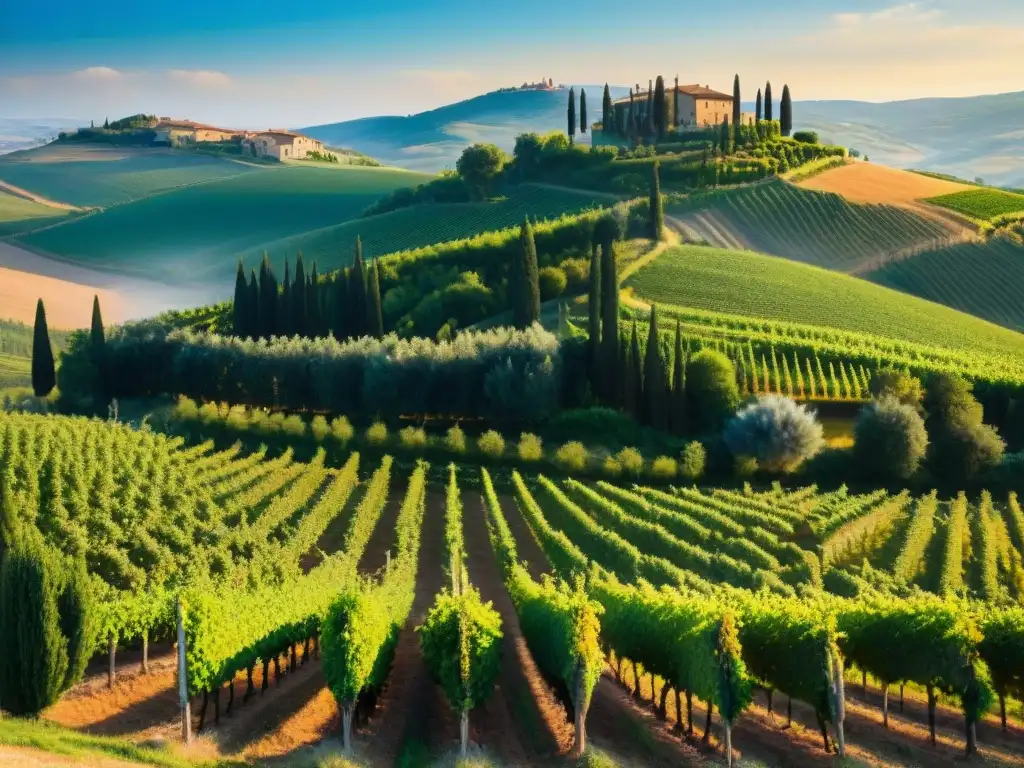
612, 83, 756, 130
153, 119, 240, 144
242, 130, 326, 161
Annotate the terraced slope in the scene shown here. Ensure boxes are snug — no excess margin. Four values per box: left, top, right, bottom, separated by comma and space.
0, 188, 74, 235
668, 180, 953, 272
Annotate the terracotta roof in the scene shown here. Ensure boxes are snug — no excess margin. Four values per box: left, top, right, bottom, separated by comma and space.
613, 84, 732, 105
155, 119, 239, 133
250, 129, 320, 143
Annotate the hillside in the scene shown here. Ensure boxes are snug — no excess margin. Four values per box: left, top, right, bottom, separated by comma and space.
0, 187, 74, 235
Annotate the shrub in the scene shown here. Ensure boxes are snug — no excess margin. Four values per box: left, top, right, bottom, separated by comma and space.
399, 426, 428, 449
199, 401, 220, 424
265, 412, 285, 434
331, 416, 354, 445
602, 457, 623, 478
679, 441, 706, 481
559, 257, 589, 293
853, 397, 929, 480
538, 267, 568, 300
870, 367, 924, 409
174, 395, 199, 421
929, 422, 1005, 486
225, 405, 249, 432
311, 415, 329, 443
282, 414, 306, 437
556, 441, 589, 472
477, 430, 506, 459
518, 433, 544, 462
793, 131, 819, 144
686, 350, 740, 433
366, 421, 389, 446
723, 395, 825, 473
616, 447, 644, 477
445, 424, 467, 454
650, 456, 677, 479
734, 455, 758, 479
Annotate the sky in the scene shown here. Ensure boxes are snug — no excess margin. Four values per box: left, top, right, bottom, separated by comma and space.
2, 0, 1023, 128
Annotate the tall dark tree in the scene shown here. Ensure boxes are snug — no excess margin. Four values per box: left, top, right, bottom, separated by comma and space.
367, 260, 384, 338
350, 237, 367, 338
232, 260, 249, 337
307, 262, 321, 336
247, 269, 259, 336
258, 253, 277, 339
89, 295, 106, 405
602, 84, 613, 135
649, 161, 663, 240
719, 117, 731, 155
653, 76, 666, 139
587, 242, 602, 381
567, 87, 577, 144
580, 88, 588, 135
280, 256, 292, 337
755, 88, 763, 124
292, 253, 307, 337
627, 89, 635, 140
627, 321, 643, 419
31, 299, 55, 398
764, 82, 773, 122
598, 216, 621, 400
643, 305, 666, 429
512, 218, 540, 328
732, 74, 742, 138
671, 320, 686, 434
58, 558, 96, 691
780, 84, 793, 137
646, 80, 654, 137
332, 270, 349, 339
673, 75, 680, 129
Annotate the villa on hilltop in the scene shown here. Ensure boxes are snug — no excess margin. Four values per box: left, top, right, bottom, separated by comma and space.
612, 83, 756, 130
242, 130, 326, 161
153, 118, 241, 144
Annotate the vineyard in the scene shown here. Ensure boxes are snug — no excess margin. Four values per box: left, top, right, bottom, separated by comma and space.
5, 408, 1023, 767
0, 144, 264, 209
17, 165, 434, 284
668, 180, 952, 272
0, 188, 74, 236
239, 183, 612, 273
866, 237, 1024, 332
926, 189, 1024, 222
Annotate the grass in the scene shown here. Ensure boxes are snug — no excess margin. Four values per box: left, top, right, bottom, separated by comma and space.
0, 145, 265, 208
0, 352, 30, 388
0, 715, 242, 767
624, 244, 1024, 363
19, 165, 434, 283
244, 183, 611, 273
0, 189, 73, 235
926, 188, 1024, 221
669, 180, 949, 272
866, 236, 1024, 332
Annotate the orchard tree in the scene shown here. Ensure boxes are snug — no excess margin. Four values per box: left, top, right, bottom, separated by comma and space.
456, 143, 508, 199
32, 299, 55, 397
780, 85, 793, 137
567, 87, 577, 144
764, 82, 773, 122
580, 88, 588, 134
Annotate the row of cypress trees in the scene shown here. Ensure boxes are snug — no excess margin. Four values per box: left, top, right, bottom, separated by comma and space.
751, 79, 794, 137
0, 486, 95, 716
31, 296, 107, 401
566, 87, 588, 143
232, 238, 384, 341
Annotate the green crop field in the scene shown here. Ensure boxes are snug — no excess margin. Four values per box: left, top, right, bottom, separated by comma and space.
625, 244, 1024, 363
0, 353, 30, 388
669, 180, 950, 271
244, 183, 610, 273
926, 188, 1024, 221
867, 237, 1024, 332
0, 189, 73, 236
18, 165, 433, 283
0, 145, 265, 208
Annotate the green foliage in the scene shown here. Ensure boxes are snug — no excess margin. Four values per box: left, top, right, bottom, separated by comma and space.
366, 421, 388, 446
939, 493, 969, 597
456, 144, 509, 200
616, 447, 644, 478
685, 350, 740, 433
331, 416, 355, 445
399, 426, 428, 450
870, 367, 923, 408
793, 131, 819, 144
477, 430, 506, 459
555, 441, 590, 472
32, 300, 55, 398
679, 441, 706, 482
892, 492, 939, 583
518, 433, 544, 462
854, 398, 929, 480
538, 266, 568, 300
926, 188, 1024, 221
724, 395, 825, 473
57, 558, 97, 691
445, 425, 467, 454
649, 456, 677, 479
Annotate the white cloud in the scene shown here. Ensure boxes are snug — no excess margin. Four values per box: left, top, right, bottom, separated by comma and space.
72, 66, 123, 80
167, 69, 231, 88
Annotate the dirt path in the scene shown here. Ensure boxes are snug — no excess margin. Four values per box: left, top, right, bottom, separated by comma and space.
359, 489, 454, 764
0, 179, 88, 212
461, 489, 574, 762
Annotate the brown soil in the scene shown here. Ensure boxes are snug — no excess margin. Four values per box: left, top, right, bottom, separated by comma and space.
796, 161, 973, 207
357, 489, 455, 764
356, 483, 405, 576
460, 489, 574, 762
0, 262, 124, 328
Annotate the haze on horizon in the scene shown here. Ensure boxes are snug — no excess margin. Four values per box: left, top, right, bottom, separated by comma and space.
2, 0, 1023, 128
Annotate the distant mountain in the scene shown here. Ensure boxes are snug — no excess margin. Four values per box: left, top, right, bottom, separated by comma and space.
304, 89, 1024, 185
0, 118, 83, 155
302, 86, 629, 172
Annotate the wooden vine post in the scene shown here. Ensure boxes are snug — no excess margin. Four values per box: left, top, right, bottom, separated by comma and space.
177, 595, 192, 745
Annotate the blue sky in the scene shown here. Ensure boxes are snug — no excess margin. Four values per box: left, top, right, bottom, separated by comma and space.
2, 0, 1022, 127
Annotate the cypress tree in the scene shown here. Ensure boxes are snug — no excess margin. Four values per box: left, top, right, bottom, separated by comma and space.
649, 161, 663, 240
0, 475, 21, 558
602, 84, 613, 134
732, 74, 741, 140
280, 256, 292, 337
350, 238, 367, 338
332, 270, 349, 339
258, 253, 277, 339
514, 218, 541, 328
90, 295, 106, 405
764, 82, 773, 123
599, 227, 620, 399
780, 84, 793, 137
755, 88, 763, 124
247, 269, 259, 337
720, 118, 731, 155
58, 558, 95, 691
31, 299, 55, 398
292, 252, 306, 337
646, 80, 654, 137
628, 321, 643, 420
367, 260, 384, 338
653, 76, 666, 139
671, 320, 686, 435
627, 89, 635, 140
0, 542, 68, 715
580, 88, 588, 134
587, 242, 602, 382
232, 259, 248, 337
673, 75, 679, 128
643, 305, 666, 428
567, 87, 576, 144
307, 262, 320, 336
